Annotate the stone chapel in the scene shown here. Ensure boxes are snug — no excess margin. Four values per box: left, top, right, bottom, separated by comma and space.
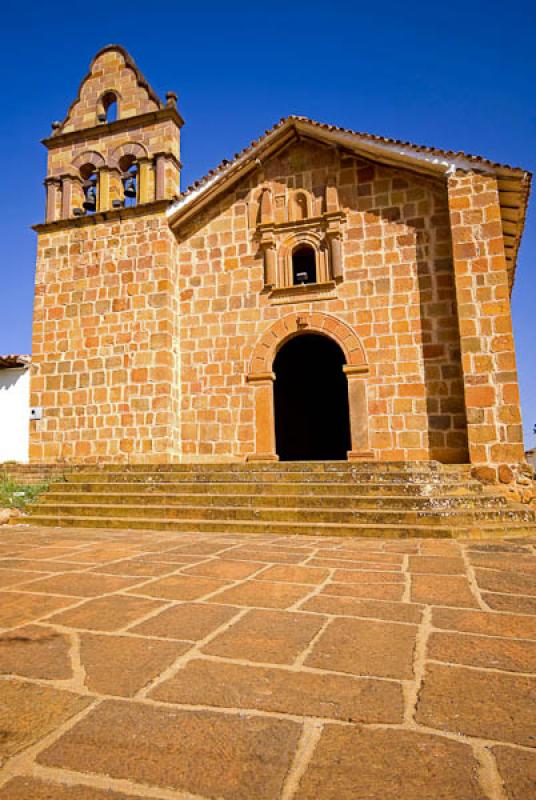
30, 45, 531, 481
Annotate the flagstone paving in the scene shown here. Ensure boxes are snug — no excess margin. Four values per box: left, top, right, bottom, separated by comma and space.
0, 524, 534, 799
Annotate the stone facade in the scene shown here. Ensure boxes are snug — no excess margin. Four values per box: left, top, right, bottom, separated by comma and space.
175, 147, 467, 464
29, 45, 531, 476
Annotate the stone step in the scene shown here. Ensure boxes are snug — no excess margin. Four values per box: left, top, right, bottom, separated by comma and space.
52, 479, 485, 495
23, 513, 536, 540
62, 470, 481, 486
28, 501, 535, 526
37, 491, 506, 511
54, 460, 473, 474
23, 461, 533, 540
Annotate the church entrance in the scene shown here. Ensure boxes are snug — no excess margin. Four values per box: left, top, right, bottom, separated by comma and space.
273, 333, 351, 461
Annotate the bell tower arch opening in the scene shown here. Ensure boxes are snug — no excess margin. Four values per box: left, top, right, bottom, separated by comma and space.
119, 154, 139, 207
273, 333, 351, 461
99, 91, 118, 123
79, 162, 98, 214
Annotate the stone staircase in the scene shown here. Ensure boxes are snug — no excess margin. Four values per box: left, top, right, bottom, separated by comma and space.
25, 461, 536, 538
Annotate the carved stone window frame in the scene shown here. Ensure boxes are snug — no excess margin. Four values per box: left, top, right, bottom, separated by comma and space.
254, 183, 346, 301
280, 228, 325, 285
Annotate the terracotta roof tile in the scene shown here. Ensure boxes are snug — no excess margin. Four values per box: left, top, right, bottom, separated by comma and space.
168, 115, 531, 282
0, 355, 31, 369
175, 115, 529, 202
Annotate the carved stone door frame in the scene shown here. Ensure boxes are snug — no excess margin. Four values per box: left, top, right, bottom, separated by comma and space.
247, 312, 372, 462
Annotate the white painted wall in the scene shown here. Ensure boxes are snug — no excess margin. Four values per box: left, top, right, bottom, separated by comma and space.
0, 368, 30, 463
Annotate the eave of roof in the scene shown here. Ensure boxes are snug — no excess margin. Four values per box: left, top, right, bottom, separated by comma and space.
167, 115, 531, 285
0, 355, 31, 370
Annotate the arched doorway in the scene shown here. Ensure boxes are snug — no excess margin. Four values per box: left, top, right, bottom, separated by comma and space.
273, 333, 351, 461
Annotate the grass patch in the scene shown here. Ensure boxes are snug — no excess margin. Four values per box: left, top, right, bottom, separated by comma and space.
0, 475, 50, 511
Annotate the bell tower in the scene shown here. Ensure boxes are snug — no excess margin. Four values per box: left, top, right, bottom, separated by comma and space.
30, 46, 183, 463
42, 44, 182, 221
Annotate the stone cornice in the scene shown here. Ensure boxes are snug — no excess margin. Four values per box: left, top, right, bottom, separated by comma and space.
42, 108, 184, 150
33, 199, 172, 233
152, 152, 183, 170
256, 210, 346, 237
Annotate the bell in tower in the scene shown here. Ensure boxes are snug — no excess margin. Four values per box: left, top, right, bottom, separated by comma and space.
82, 175, 97, 212
122, 171, 137, 198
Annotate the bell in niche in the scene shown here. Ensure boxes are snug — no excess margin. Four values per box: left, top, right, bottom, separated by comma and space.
122, 172, 137, 199
82, 179, 97, 212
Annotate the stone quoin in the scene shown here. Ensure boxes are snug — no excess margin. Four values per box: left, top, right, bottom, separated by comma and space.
29, 45, 531, 481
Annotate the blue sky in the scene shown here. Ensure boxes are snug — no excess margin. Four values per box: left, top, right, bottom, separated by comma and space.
1, 0, 534, 447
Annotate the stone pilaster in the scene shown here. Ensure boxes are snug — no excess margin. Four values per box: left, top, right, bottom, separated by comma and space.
44, 177, 61, 223
97, 166, 113, 212
60, 174, 83, 218
154, 152, 180, 200
447, 171, 525, 471
138, 158, 154, 204
327, 232, 343, 280
246, 373, 278, 461
344, 366, 373, 460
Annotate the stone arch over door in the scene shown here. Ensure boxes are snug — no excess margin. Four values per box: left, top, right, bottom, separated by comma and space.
247, 312, 372, 461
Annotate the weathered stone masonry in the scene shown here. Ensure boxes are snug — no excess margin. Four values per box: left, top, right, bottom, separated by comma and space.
174, 144, 468, 464
31, 46, 182, 464
447, 172, 525, 470
32, 212, 179, 462
29, 45, 531, 478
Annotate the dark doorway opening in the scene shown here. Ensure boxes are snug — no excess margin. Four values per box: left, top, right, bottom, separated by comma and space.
274, 333, 351, 461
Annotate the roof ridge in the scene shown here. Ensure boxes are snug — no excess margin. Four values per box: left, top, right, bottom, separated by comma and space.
176, 114, 530, 202
168, 114, 531, 285
0, 355, 31, 369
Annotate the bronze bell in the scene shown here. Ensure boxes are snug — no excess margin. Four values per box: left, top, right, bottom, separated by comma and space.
82, 179, 97, 212
122, 172, 137, 198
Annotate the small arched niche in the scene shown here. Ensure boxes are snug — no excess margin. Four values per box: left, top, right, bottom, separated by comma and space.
292, 245, 317, 285
291, 190, 309, 222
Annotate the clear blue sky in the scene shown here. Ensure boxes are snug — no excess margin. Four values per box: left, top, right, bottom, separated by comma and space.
1, 0, 534, 447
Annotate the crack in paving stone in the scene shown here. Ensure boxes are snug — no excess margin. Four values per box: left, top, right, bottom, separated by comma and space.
0, 527, 534, 800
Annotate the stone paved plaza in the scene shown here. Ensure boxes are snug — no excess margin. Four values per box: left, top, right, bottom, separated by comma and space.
0, 525, 534, 799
